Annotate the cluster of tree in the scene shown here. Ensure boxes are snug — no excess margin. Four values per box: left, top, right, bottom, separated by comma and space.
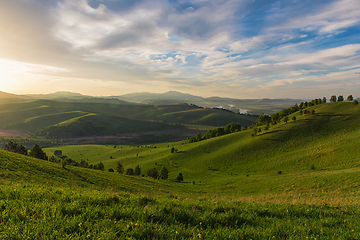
115, 162, 174, 181
329, 95, 355, 103
252, 97, 328, 136
187, 122, 242, 143
4, 141, 48, 160
147, 167, 169, 179
4, 141, 28, 155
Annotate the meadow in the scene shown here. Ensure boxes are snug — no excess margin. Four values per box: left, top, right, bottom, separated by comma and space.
1, 101, 360, 239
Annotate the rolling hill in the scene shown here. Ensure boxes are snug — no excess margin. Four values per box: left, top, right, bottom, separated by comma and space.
43, 102, 360, 201
0, 99, 258, 143
1, 101, 360, 239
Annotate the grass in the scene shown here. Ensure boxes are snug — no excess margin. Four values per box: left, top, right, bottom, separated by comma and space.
1, 101, 360, 238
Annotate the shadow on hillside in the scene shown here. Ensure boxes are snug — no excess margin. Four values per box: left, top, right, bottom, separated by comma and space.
66, 168, 95, 184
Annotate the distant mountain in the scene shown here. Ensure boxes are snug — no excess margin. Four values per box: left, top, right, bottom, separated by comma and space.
114, 91, 305, 115
25, 91, 92, 100
0, 91, 32, 104
115, 91, 203, 103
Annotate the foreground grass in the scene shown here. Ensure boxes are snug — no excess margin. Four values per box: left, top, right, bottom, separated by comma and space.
1, 182, 360, 240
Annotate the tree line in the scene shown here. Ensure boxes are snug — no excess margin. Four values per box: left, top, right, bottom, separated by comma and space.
187, 122, 243, 143
253, 94, 357, 136
115, 162, 183, 182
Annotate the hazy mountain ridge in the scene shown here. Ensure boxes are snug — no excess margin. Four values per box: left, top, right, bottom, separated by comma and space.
1, 90, 306, 115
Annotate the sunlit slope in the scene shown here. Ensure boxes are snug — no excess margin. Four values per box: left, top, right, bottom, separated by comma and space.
0, 149, 174, 194
46, 102, 360, 201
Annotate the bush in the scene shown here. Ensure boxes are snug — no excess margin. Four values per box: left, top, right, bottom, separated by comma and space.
29, 144, 48, 160
160, 167, 169, 180
4, 141, 28, 155
126, 168, 134, 175
147, 168, 159, 179
135, 165, 141, 176
97, 162, 105, 171
108, 168, 114, 172
176, 173, 184, 182
117, 162, 124, 174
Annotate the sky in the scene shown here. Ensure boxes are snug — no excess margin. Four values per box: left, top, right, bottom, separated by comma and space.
0, 0, 359, 99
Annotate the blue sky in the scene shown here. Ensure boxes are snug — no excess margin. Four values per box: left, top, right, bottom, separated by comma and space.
0, 0, 359, 98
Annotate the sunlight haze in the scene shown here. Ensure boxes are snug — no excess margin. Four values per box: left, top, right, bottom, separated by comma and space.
0, 0, 359, 98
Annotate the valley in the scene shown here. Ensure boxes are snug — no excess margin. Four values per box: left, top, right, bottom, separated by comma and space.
1, 92, 360, 239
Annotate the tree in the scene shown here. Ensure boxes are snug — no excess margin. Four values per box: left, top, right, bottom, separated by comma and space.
54, 150, 62, 157
292, 116, 296, 121
253, 126, 258, 135
135, 165, 141, 176
322, 97, 326, 103
29, 144, 48, 160
97, 162, 104, 171
147, 168, 159, 179
354, 100, 358, 105
176, 173, 183, 182
126, 168, 134, 175
196, 132, 202, 141
79, 159, 89, 168
330, 95, 337, 102
235, 123, 242, 132
171, 147, 175, 153
224, 123, 235, 134
17, 145, 28, 155
160, 167, 169, 179
311, 109, 315, 115
4, 141, 28, 155
347, 95, 354, 102
116, 162, 124, 174
108, 168, 114, 172
284, 116, 289, 123
61, 159, 67, 169
338, 95, 344, 102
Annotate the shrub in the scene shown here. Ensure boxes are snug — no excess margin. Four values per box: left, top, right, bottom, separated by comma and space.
108, 168, 114, 172
126, 168, 134, 175
117, 162, 124, 174
29, 144, 48, 160
135, 165, 141, 176
160, 167, 169, 180
147, 168, 159, 179
176, 173, 184, 182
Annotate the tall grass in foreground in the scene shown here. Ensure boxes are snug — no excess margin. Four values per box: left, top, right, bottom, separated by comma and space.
1, 182, 360, 239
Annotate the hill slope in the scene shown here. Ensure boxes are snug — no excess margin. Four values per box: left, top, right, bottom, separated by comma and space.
45, 102, 360, 202
0, 100, 257, 142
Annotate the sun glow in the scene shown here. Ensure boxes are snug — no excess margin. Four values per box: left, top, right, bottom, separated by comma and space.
0, 60, 16, 91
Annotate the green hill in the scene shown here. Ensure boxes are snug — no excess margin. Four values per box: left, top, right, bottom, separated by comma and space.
0, 100, 257, 142
2, 102, 360, 239
44, 102, 360, 201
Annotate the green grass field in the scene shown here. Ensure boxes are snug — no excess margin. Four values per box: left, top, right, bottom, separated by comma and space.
1, 102, 360, 238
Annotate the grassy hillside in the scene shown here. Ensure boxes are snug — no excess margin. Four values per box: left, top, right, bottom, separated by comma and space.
44, 102, 360, 202
0, 100, 257, 142
2, 102, 360, 238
